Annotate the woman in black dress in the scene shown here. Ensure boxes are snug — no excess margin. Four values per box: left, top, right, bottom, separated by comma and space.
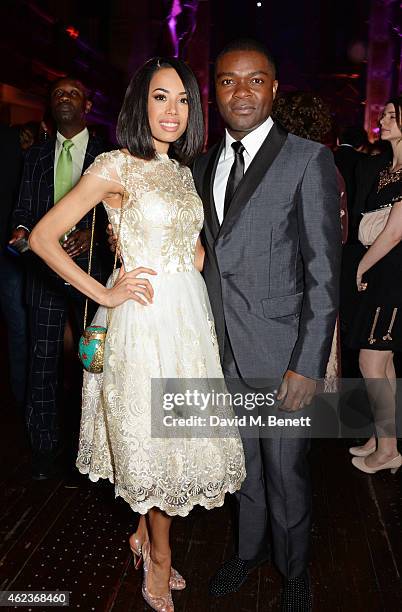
348, 96, 402, 474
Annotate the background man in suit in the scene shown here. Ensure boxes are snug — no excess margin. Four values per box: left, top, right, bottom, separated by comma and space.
0, 124, 25, 409
334, 126, 368, 243
192, 39, 341, 610
10, 77, 110, 480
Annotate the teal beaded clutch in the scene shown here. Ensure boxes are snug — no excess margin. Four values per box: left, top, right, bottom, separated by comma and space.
78, 325, 107, 373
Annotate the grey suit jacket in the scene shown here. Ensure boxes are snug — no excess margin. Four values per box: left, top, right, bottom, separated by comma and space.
192, 123, 341, 385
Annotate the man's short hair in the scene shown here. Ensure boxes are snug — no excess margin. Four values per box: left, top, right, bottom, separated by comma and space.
215, 38, 277, 79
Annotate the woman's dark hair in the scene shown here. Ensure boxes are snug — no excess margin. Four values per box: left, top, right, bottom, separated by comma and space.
385, 96, 402, 131
116, 57, 204, 166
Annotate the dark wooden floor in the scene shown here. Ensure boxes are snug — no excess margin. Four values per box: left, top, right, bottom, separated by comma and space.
1, 346, 402, 611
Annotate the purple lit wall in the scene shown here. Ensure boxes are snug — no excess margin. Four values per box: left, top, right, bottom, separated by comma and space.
365, 0, 401, 140
164, 0, 209, 142
166, 0, 200, 57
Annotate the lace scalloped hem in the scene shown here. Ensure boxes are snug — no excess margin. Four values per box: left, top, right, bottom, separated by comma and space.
76, 463, 245, 517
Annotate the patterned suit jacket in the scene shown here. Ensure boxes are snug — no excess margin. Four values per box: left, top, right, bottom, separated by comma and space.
13, 136, 112, 308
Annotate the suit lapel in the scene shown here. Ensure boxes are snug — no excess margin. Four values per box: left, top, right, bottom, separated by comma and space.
40, 139, 56, 197
218, 123, 288, 238
83, 136, 102, 171
202, 141, 223, 241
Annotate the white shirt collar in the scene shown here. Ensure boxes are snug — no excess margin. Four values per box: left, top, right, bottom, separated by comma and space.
223, 116, 274, 161
56, 127, 89, 148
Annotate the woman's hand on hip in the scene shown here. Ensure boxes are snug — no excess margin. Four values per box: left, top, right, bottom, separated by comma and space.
103, 266, 157, 307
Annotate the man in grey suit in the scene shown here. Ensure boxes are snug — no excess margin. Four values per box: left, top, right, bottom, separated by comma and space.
192, 39, 341, 610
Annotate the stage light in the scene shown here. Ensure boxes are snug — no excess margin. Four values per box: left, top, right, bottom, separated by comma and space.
257, 2, 262, 6
66, 26, 79, 39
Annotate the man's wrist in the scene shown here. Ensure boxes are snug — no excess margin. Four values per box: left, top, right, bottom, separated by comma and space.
286, 369, 317, 382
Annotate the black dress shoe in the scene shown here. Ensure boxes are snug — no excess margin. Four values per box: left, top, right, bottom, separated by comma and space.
209, 556, 250, 597
209, 552, 269, 598
281, 572, 312, 611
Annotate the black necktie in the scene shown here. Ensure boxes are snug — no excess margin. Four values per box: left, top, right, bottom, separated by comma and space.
224, 141, 245, 217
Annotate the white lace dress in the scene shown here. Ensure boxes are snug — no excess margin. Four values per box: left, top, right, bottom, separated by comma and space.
77, 150, 246, 516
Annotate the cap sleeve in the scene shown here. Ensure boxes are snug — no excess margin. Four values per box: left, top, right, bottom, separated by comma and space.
83, 151, 124, 186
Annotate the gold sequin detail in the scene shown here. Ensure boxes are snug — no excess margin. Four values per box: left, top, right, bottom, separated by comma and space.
377, 166, 402, 192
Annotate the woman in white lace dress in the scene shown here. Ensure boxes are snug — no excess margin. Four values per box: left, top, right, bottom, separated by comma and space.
29, 58, 245, 611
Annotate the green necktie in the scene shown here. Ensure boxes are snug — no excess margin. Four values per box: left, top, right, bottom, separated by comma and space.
54, 139, 76, 241
55, 139, 74, 203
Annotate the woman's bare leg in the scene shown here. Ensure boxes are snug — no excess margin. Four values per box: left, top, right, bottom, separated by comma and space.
145, 509, 172, 596
356, 349, 376, 452
359, 348, 398, 466
385, 351, 397, 395
129, 515, 148, 551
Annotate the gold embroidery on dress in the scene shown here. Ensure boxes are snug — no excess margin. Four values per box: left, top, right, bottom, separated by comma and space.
377, 166, 402, 191
383, 307, 398, 341
368, 307, 381, 344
